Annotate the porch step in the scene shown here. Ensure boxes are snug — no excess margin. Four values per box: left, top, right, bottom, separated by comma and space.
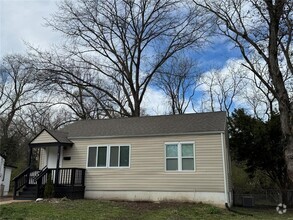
14, 197, 35, 200
16, 185, 37, 200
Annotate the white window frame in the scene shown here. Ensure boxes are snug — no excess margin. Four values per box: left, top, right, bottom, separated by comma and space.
86, 144, 131, 168
165, 142, 195, 172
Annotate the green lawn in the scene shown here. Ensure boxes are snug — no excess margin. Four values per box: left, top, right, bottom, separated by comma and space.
0, 199, 292, 220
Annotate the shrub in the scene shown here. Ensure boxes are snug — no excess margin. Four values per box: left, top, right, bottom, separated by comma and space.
44, 175, 54, 198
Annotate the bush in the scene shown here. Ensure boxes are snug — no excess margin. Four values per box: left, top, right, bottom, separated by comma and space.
44, 175, 54, 198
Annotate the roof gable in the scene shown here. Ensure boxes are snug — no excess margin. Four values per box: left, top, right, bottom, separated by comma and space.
61, 112, 227, 138
30, 129, 73, 145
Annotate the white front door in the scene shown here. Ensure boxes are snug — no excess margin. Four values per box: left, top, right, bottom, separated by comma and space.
47, 147, 62, 168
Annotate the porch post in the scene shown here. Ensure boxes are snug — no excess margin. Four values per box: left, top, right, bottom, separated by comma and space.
55, 144, 61, 185
28, 145, 33, 168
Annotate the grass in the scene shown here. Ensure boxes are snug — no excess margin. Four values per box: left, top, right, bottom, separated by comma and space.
0, 199, 293, 220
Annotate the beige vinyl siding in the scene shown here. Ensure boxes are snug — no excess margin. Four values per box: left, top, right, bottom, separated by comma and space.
31, 131, 57, 144
62, 134, 225, 193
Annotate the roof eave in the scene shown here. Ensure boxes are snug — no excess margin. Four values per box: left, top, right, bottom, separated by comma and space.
29, 142, 73, 148
67, 130, 226, 140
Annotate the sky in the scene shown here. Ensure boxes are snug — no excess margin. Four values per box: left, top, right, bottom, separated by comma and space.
0, 0, 60, 57
0, 0, 242, 115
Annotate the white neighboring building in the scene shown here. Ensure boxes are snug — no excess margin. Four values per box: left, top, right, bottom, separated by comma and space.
0, 154, 15, 196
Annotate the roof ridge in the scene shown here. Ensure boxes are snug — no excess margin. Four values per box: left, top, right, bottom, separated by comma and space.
60, 111, 227, 138
68, 111, 226, 123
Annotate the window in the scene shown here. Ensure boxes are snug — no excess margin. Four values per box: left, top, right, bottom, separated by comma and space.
166, 144, 178, 170
97, 146, 107, 167
87, 145, 130, 168
87, 147, 97, 167
181, 143, 194, 170
109, 146, 130, 167
165, 142, 195, 171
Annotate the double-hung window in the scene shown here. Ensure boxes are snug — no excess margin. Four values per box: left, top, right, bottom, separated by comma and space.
165, 142, 195, 171
87, 145, 130, 168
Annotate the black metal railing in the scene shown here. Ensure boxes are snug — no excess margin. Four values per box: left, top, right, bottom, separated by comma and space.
13, 167, 31, 199
34, 168, 85, 186
33, 165, 47, 182
34, 168, 86, 198
57, 168, 85, 186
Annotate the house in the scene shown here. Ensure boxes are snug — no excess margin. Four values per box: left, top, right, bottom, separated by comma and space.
0, 154, 15, 196
13, 111, 232, 207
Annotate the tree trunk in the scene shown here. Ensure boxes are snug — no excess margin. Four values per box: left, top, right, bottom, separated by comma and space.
285, 138, 293, 182
266, 0, 293, 183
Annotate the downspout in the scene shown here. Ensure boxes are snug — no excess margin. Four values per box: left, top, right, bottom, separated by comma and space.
221, 132, 229, 207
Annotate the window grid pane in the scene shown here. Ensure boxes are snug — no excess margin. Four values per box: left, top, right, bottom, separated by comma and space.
110, 146, 119, 167
182, 158, 194, 170
120, 146, 129, 167
166, 158, 178, 170
97, 147, 107, 167
181, 144, 194, 157
166, 144, 178, 157
87, 147, 97, 167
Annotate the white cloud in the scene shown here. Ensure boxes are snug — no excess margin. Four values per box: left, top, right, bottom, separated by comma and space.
142, 87, 169, 115
0, 0, 60, 58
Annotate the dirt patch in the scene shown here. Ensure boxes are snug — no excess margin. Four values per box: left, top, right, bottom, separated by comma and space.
110, 200, 196, 212
0, 197, 32, 205
0, 196, 13, 202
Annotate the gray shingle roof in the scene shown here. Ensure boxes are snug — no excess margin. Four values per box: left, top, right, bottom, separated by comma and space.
60, 112, 226, 138
45, 129, 73, 144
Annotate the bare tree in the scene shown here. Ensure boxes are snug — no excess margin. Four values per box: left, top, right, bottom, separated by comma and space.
38, 69, 108, 120
32, 0, 212, 117
199, 61, 247, 116
193, 0, 293, 181
154, 55, 200, 114
0, 55, 84, 167
15, 104, 74, 137
243, 71, 277, 120
0, 55, 42, 164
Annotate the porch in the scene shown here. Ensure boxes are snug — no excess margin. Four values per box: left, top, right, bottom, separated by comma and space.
13, 167, 85, 200
13, 129, 86, 200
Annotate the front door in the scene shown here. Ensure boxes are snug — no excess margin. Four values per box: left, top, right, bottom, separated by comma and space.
47, 147, 62, 168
